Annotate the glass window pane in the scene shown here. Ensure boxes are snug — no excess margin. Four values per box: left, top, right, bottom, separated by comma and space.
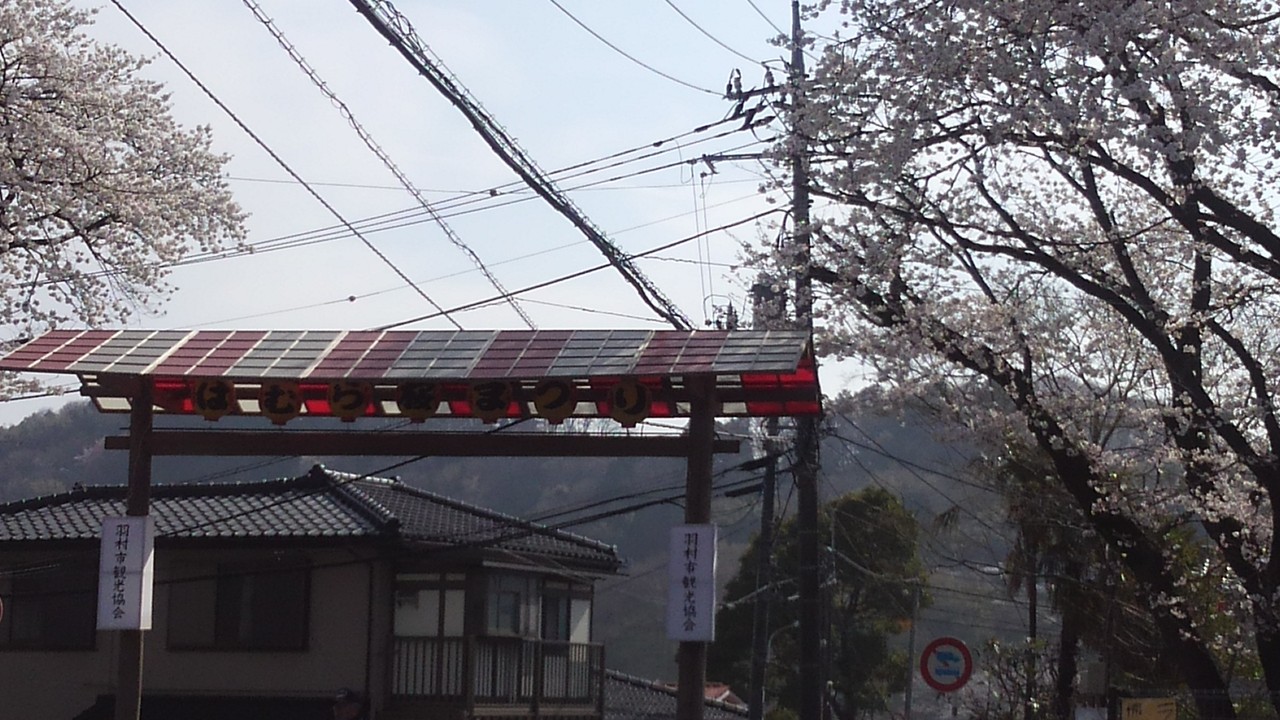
249, 569, 308, 648
1, 565, 95, 650
569, 598, 592, 644
167, 577, 216, 647
395, 589, 441, 636
542, 594, 569, 641
183, 562, 311, 651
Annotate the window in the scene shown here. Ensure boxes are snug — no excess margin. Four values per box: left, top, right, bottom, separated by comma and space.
168, 561, 309, 651
485, 575, 592, 640
541, 580, 592, 643
394, 573, 465, 637
492, 590, 522, 634
568, 597, 591, 644
0, 564, 97, 650
486, 573, 536, 636
541, 585, 570, 641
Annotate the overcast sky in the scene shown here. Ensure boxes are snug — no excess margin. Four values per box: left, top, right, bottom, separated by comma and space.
2, 0, 857, 425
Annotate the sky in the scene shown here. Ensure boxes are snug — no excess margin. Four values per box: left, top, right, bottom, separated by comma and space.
1, 0, 856, 425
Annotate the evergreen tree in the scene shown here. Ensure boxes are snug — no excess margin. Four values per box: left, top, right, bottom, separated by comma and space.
709, 487, 927, 719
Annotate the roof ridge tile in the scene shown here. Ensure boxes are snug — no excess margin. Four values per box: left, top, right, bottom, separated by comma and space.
312, 465, 401, 534
385, 481, 618, 556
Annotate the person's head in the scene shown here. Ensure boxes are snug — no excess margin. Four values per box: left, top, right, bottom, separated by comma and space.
332, 688, 364, 720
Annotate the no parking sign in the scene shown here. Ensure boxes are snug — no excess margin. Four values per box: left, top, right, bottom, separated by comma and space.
920, 636, 973, 693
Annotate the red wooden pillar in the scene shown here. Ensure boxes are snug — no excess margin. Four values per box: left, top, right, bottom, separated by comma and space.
677, 376, 716, 720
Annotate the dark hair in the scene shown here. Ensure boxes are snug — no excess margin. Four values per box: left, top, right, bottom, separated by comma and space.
334, 688, 364, 705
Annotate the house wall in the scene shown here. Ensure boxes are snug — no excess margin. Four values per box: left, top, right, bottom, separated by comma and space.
0, 546, 379, 719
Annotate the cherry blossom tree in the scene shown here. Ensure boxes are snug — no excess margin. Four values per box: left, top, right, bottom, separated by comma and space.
0, 0, 245, 373
786, 0, 1280, 716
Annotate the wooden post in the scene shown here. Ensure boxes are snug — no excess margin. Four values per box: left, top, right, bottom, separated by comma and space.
677, 376, 716, 720
465, 635, 477, 714
115, 379, 152, 720
532, 639, 543, 718
596, 645, 607, 717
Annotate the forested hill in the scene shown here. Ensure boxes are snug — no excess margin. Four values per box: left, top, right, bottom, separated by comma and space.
0, 399, 978, 510
0, 399, 1008, 680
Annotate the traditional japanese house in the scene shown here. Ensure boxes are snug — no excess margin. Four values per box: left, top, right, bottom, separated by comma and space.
0, 465, 623, 720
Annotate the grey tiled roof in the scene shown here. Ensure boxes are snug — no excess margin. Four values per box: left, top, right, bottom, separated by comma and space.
344, 472, 618, 563
0, 465, 621, 572
604, 671, 749, 720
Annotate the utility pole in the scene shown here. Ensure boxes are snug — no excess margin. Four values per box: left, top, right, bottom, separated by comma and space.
747, 439, 777, 720
1025, 562, 1039, 720
904, 585, 921, 720
787, 3, 825, 720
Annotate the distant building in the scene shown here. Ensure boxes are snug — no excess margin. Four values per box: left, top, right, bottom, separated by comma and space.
605, 671, 748, 720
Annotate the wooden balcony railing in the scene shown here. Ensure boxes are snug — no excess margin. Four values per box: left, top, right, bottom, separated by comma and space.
392, 636, 604, 713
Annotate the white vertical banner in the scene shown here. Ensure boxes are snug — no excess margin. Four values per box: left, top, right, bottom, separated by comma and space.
97, 516, 155, 631
666, 523, 717, 641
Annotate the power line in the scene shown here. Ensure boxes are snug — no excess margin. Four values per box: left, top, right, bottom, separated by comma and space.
0, 434, 761, 585
376, 207, 782, 330
241, 0, 535, 328
830, 419, 997, 492
189, 150, 772, 323
663, 0, 766, 67
187, 188, 765, 326
837, 447, 1010, 573
0, 420, 529, 580
349, 0, 696, 330
106, 0, 464, 330
213, 135, 767, 261
405, 115, 757, 209
224, 113, 753, 199
817, 422, 1014, 592
545, 0, 723, 96
517, 298, 669, 324
137, 188, 766, 329
0, 386, 77, 404
738, 0, 823, 64
743, 0, 786, 37
15, 125, 768, 298
832, 415, 1008, 537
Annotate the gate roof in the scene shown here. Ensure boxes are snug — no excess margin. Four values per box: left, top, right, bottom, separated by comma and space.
0, 328, 819, 420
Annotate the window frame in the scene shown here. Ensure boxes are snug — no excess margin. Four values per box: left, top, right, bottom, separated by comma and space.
393, 572, 466, 638
541, 582, 571, 642
485, 572, 538, 638
541, 579, 592, 643
166, 560, 311, 652
0, 563, 98, 652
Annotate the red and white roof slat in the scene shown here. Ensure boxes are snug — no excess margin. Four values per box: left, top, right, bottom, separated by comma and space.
1, 329, 812, 381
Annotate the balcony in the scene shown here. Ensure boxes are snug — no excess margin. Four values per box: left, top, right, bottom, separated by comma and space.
392, 636, 605, 719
